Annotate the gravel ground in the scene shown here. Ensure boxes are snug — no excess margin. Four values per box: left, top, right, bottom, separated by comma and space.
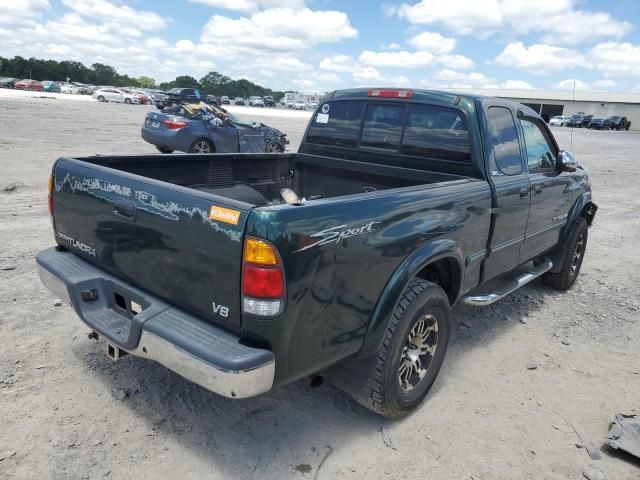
0, 93, 639, 480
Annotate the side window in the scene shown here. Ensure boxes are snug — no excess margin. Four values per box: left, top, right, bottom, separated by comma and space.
520, 119, 556, 171
306, 100, 364, 148
487, 107, 522, 176
360, 104, 404, 150
401, 104, 470, 162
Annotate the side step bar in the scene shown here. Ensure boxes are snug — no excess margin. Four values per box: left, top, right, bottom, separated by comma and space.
463, 258, 553, 306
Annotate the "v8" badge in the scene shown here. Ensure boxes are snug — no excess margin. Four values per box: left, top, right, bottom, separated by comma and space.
212, 302, 229, 318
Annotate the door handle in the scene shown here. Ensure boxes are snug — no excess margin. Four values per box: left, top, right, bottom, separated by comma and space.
519, 188, 529, 199
113, 199, 136, 219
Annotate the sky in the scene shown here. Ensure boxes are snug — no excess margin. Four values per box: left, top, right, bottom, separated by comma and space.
1, 0, 640, 93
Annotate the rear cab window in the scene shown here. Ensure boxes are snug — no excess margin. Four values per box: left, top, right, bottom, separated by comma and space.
306, 99, 471, 163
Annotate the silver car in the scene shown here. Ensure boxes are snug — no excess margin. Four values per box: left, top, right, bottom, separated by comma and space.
92, 88, 140, 104
249, 96, 265, 107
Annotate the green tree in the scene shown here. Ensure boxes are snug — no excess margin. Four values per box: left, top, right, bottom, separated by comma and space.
91, 63, 117, 85
137, 76, 156, 88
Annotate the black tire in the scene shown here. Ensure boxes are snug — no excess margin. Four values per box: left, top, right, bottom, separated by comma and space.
543, 217, 588, 290
353, 279, 451, 417
125, 98, 132, 104
188, 138, 214, 154
264, 140, 282, 153
155, 146, 174, 154
97, 95, 105, 102
626, 124, 630, 131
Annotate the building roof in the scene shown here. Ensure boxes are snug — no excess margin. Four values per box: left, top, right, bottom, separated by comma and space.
445, 88, 640, 105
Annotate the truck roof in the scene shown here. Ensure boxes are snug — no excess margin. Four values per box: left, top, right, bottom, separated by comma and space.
326, 87, 537, 116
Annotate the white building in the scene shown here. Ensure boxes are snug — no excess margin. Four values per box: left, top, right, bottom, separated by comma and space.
453, 88, 640, 130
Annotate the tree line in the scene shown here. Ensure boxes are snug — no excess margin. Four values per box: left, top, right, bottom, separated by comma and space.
0, 56, 288, 99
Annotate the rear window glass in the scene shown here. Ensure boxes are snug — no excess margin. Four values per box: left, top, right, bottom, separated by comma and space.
487, 106, 522, 176
401, 105, 470, 162
306, 101, 364, 147
361, 104, 405, 150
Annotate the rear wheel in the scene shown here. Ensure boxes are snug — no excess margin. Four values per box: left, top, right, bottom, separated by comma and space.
155, 146, 174, 154
348, 279, 451, 417
189, 138, 214, 154
97, 96, 105, 102
125, 98, 132, 104
264, 140, 282, 153
543, 217, 588, 290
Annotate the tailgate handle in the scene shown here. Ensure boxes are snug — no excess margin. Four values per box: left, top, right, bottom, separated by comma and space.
112, 200, 136, 219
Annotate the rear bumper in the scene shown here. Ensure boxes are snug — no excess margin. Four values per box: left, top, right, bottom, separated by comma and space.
36, 247, 275, 398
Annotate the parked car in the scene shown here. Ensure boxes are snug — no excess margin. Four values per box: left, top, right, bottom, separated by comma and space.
155, 88, 201, 109
293, 100, 306, 110
0, 77, 16, 88
38, 88, 596, 417
587, 118, 611, 130
14, 79, 43, 91
141, 102, 287, 154
567, 114, 592, 128
41, 81, 61, 93
72, 83, 89, 95
92, 88, 140, 104
220, 96, 230, 105
234, 97, 245, 105
146, 89, 166, 105
549, 115, 570, 126
60, 83, 79, 94
285, 100, 295, 109
307, 101, 318, 109
607, 115, 631, 131
203, 95, 219, 106
249, 96, 265, 107
263, 95, 275, 107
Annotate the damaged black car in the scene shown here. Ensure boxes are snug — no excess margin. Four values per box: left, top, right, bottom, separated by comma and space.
141, 103, 288, 154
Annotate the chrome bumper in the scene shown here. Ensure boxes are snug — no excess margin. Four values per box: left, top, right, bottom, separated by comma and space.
37, 248, 275, 399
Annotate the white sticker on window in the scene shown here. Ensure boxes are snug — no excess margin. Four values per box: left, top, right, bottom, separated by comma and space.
316, 113, 329, 124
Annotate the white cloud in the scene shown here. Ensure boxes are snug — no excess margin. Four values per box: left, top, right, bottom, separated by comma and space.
397, 0, 502, 36
539, 11, 632, 45
395, 0, 629, 44
382, 42, 401, 50
433, 69, 492, 84
200, 8, 357, 54
588, 42, 640, 77
436, 54, 474, 69
358, 50, 434, 68
352, 66, 410, 87
551, 79, 591, 90
592, 79, 617, 89
498, 80, 534, 90
0, 0, 50, 25
494, 42, 590, 74
407, 31, 456, 54
61, 0, 168, 30
319, 55, 355, 72
190, 0, 304, 12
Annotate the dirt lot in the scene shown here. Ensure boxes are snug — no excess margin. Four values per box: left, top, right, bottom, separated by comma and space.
0, 93, 639, 480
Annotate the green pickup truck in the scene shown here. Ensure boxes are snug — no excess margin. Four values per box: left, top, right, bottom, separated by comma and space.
37, 88, 597, 417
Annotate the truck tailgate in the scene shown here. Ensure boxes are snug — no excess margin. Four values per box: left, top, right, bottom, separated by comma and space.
51, 158, 248, 332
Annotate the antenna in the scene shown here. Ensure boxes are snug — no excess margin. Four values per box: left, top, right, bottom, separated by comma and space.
570, 79, 575, 150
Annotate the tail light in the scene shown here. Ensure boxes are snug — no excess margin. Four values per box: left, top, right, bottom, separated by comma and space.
163, 119, 188, 130
242, 237, 285, 316
48, 175, 53, 216
368, 89, 413, 99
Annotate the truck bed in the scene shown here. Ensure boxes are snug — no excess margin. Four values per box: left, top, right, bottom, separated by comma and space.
81, 152, 468, 206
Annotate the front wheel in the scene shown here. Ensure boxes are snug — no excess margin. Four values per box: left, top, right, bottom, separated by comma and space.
97, 96, 105, 102
264, 140, 282, 153
189, 138, 214, 154
355, 279, 451, 417
156, 146, 174, 154
125, 98, 132, 104
543, 217, 588, 290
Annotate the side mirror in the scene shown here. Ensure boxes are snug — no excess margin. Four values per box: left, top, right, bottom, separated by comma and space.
557, 150, 578, 172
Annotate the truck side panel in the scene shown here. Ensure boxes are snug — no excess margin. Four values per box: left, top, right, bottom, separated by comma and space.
243, 180, 492, 385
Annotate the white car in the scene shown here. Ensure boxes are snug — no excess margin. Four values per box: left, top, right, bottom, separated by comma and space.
249, 96, 265, 107
293, 101, 306, 110
60, 83, 79, 94
549, 115, 570, 126
93, 88, 140, 104
307, 101, 318, 109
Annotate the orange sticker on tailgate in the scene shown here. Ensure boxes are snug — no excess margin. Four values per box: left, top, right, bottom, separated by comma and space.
209, 205, 241, 225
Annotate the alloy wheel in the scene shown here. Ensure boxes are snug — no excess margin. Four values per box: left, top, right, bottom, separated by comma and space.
193, 140, 212, 154
398, 314, 439, 392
